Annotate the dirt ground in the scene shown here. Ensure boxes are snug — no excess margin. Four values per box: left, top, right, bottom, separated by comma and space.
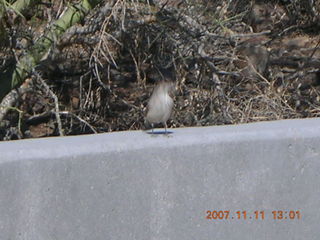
0, 0, 320, 141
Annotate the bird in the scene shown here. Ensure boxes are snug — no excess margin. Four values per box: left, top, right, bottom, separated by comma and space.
145, 80, 175, 134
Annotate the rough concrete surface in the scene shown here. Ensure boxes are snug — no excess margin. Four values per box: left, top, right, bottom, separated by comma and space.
0, 118, 320, 240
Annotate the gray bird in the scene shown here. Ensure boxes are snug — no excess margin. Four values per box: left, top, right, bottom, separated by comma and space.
145, 80, 175, 134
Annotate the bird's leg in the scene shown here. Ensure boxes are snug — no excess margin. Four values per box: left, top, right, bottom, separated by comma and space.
163, 122, 172, 137
151, 123, 154, 134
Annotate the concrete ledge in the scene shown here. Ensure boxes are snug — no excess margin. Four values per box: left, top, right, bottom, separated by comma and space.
0, 118, 320, 240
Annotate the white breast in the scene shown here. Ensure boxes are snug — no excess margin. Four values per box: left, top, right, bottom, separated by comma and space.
146, 83, 174, 124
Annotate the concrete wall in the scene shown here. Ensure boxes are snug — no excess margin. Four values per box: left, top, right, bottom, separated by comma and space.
0, 118, 320, 240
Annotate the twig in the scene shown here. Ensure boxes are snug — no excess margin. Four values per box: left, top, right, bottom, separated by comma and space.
308, 37, 320, 59
130, 49, 142, 85
231, 30, 271, 39
35, 73, 64, 136
6, 106, 23, 134
59, 111, 97, 133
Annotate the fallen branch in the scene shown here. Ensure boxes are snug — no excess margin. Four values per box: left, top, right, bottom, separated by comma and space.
0, 0, 106, 101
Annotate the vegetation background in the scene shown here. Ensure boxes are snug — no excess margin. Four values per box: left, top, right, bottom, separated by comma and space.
0, 0, 319, 140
